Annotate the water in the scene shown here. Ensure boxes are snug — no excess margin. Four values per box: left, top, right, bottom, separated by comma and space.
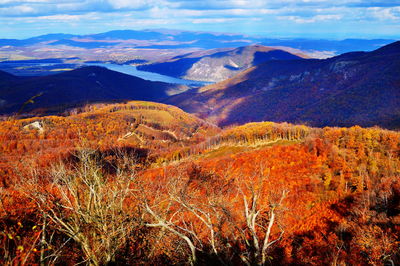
88, 63, 211, 86
0, 61, 212, 87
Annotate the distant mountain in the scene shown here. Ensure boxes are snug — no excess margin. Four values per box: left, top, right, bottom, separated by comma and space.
0, 66, 187, 115
138, 45, 305, 82
86, 30, 255, 49
166, 41, 400, 129
260, 38, 395, 55
50, 39, 116, 48
1, 59, 63, 64
87, 30, 166, 40
25, 33, 78, 43
0, 29, 395, 57
0, 34, 77, 47
0, 39, 27, 47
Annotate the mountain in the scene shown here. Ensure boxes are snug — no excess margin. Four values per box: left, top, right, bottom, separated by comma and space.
0, 66, 187, 115
0, 71, 20, 108
0, 29, 395, 58
166, 41, 400, 129
0, 70, 20, 86
0, 100, 219, 155
50, 39, 116, 48
47, 30, 256, 50
138, 45, 305, 82
25, 33, 78, 43
0, 34, 77, 47
87, 30, 166, 40
260, 38, 395, 55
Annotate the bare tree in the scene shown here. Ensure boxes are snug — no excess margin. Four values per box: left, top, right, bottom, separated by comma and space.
234, 167, 288, 266
142, 164, 288, 265
143, 166, 230, 265
32, 148, 138, 266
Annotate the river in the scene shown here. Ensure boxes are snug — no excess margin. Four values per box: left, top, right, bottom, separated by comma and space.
0, 61, 212, 87
87, 63, 211, 86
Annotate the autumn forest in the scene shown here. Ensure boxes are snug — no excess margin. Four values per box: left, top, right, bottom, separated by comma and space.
1, 101, 399, 265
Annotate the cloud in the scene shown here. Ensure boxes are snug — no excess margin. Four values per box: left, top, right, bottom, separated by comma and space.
0, 0, 399, 38
0, 0, 163, 16
1, 0, 399, 17
367, 6, 400, 20
280, 14, 343, 23
348, 1, 400, 8
36, 14, 85, 21
107, 0, 157, 10
192, 18, 237, 24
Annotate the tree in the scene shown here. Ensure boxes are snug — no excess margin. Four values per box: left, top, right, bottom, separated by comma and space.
32, 148, 138, 266
142, 164, 231, 265
233, 167, 288, 266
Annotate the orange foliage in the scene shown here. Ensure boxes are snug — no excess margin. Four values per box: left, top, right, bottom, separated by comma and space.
0, 105, 399, 264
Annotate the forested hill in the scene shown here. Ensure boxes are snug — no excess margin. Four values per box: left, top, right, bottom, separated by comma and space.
166, 41, 400, 129
0, 66, 188, 115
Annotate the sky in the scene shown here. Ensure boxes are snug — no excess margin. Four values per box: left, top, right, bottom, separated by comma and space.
0, 0, 400, 39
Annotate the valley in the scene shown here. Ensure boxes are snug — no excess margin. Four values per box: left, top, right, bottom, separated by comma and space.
0, 28, 399, 266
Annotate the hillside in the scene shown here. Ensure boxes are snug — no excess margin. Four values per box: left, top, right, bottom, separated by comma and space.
1, 104, 399, 265
0, 101, 219, 181
138, 45, 305, 82
0, 70, 20, 83
166, 41, 400, 128
0, 66, 188, 115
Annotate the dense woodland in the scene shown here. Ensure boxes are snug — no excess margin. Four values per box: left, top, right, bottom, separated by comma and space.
1, 101, 399, 265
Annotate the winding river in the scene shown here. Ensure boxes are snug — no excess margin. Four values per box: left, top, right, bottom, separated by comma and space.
87, 63, 211, 86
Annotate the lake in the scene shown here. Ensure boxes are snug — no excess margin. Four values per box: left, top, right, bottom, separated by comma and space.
0, 61, 212, 87
87, 63, 211, 86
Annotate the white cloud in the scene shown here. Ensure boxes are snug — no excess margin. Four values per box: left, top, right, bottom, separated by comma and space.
367, 7, 400, 20
107, 0, 151, 9
0, 5, 37, 15
0, 0, 400, 38
280, 14, 343, 23
0, 0, 50, 3
192, 18, 237, 24
36, 14, 82, 20
15, 5, 35, 13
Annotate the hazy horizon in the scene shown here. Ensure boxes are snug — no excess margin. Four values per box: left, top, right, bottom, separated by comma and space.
1, 0, 400, 39
2, 27, 399, 41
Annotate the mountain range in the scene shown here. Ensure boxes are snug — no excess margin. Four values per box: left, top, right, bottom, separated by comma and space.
138, 45, 305, 82
1, 25, 400, 266
166, 41, 400, 128
0, 38, 399, 129
0, 29, 395, 57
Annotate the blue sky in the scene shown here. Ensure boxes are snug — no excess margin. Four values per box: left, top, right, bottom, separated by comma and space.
1, 0, 400, 39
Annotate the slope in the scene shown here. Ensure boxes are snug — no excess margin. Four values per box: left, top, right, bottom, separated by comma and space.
166, 41, 400, 128
138, 45, 305, 82
1, 100, 400, 265
0, 70, 20, 86
0, 66, 188, 115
